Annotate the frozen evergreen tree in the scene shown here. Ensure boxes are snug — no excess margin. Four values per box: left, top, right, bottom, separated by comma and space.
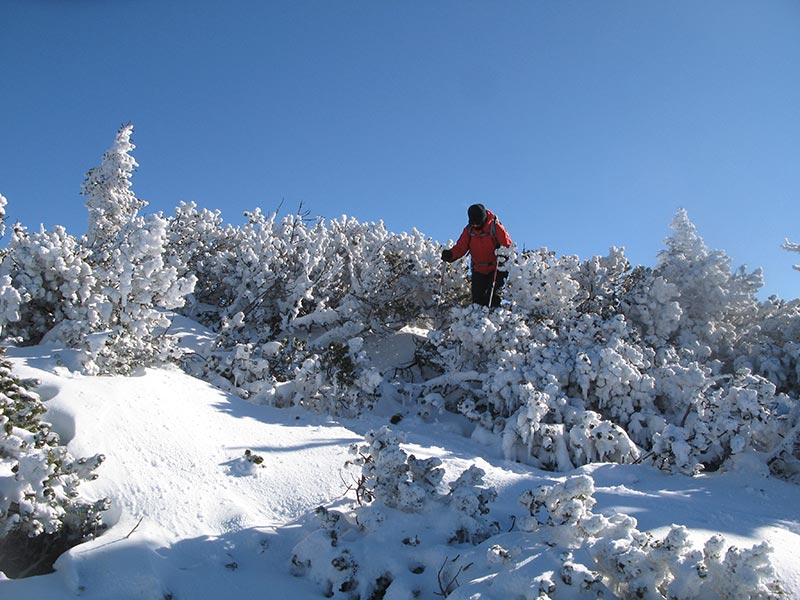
83, 123, 146, 262
0, 224, 97, 345
0, 194, 22, 339
77, 125, 195, 373
87, 212, 197, 374
0, 126, 195, 373
0, 349, 108, 578
655, 208, 762, 362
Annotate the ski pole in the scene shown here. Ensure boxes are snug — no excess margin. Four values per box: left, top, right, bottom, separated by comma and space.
488, 268, 499, 308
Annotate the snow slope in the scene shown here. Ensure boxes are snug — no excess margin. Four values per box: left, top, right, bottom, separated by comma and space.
2, 343, 800, 599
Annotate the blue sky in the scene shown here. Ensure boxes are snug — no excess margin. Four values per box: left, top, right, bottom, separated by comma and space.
2, 1, 799, 299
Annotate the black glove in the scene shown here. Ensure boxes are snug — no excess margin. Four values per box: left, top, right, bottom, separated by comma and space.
441, 249, 453, 262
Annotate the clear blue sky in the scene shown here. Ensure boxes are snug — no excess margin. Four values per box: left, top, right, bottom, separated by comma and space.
2, 1, 799, 299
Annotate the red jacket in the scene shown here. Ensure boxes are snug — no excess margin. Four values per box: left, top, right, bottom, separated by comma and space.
449, 210, 512, 274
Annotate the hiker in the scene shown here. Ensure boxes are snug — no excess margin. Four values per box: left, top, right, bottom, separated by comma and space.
441, 203, 512, 307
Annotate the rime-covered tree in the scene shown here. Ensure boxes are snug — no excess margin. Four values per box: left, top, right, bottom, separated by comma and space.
0, 127, 195, 373
87, 211, 197, 374
0, 194, 22, 338
0, 224, 97, 345
0, 349, 108, 578
77, 125, 196, 372
83, 123, 146, 262
655, 208, 762, 362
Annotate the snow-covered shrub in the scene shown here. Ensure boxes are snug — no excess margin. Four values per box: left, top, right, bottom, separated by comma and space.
592, 525, 785, 599
87, 212, 196, 374
166, 201, 240, 324
409, 210, 797, 479
573, 246, 633, 319
504, 248, 583, 323
569, 318, 658, 427
423, 305, 648, 471
175, 209, 463, 410
619, 266, 683, 345
291, 427, 498, 598
740, 297, 800, 396
347, 426, 498, 536
347, 426, 447, 512
650, 368, 787, 475
5, 129, 799, 482
517, 475, 636, 549
447, 464, 499, 545
454, 474, 783, 599
292, 338, 382, 417
503, 382, 641, 471
293, 467, 785, 600
0, 224, 101, 346
10, 214, 199, 375
0, 349, 108, 578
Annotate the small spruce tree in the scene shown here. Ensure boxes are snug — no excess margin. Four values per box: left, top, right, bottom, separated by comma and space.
0, 348, 108, 578
83, 123, 146, 263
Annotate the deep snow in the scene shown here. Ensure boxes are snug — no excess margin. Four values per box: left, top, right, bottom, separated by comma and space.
2, 335, 800, 599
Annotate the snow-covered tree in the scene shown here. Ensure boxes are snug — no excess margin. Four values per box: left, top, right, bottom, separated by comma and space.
655, 208, 762, 362
0, 349, 108, 578
87, 212, 197, 374
0, 224, 97, 345
77, 125, 195, 372
0, 127, 195, 373
83, 123, 146, 261
0, 195, 22, 339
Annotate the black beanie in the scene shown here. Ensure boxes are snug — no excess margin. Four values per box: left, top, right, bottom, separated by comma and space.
468, 204, 487, 226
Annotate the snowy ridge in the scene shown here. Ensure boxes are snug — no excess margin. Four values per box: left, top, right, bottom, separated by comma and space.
2, 125, 800, 598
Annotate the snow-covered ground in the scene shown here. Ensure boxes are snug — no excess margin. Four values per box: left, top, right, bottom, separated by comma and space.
2, 340, 800, 599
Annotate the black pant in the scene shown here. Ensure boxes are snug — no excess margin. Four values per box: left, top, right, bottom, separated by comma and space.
471, 270, 506, 307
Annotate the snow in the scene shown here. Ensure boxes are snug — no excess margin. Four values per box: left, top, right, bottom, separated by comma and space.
2, 336, 800, 599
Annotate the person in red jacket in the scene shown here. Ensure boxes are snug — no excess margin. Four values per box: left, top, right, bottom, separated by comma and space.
441, 203, 512, 307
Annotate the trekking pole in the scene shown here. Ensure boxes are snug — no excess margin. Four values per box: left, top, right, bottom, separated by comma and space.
488, 268, 499, 308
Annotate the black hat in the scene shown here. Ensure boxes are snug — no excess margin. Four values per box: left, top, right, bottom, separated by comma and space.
468, 204, 487, 226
